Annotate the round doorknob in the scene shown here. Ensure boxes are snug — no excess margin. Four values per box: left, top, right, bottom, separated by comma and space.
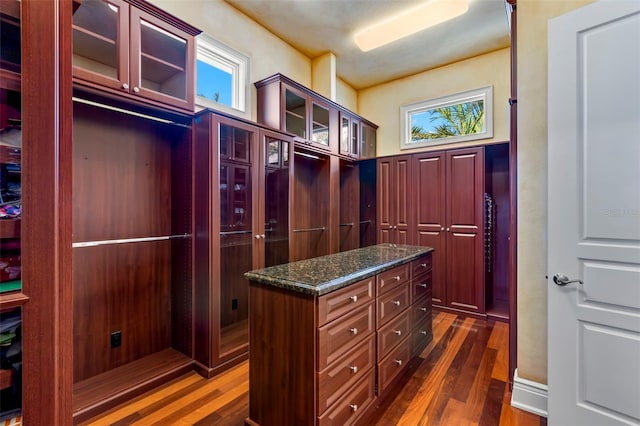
133, 86, 140, 93
122, 83, 129, 90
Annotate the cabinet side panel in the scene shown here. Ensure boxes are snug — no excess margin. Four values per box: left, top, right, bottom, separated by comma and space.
249, 284, 316, 425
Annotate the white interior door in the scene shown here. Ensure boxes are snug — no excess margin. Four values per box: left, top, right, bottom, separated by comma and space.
548, 1, 640, 425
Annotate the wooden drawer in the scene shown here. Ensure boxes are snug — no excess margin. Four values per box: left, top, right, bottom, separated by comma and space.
377, 283, 410, 328
411, 318, 433, 358
377, 309, 411, 360
318, 302, 375, 371
317, 335, 375, 413
411, 254, 432, 277
377, 263, 410, 296
411, 269, 432, 304
377, 336, 411, 395
411, 295, 432, 327
318, 369, 375, 426
317, 277, 375, 326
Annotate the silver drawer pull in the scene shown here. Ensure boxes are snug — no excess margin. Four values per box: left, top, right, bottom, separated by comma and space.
420, 307, 427, 312
393, 330, 402, 336
349, 327, 358, 335
394, 275, 401, 281
349, 295, 358, 303
392, 300, 401, 306
349, 365, 358, 374
349, 404, 358, 412
394, 359, 403, 366
420, 263, 427, 268
418, 283, 427, 288
420, 330, 428, 335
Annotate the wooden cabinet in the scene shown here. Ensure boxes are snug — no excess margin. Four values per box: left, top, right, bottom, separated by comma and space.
246, 248, 433, 426
72, 0, 200, 111
413, 147, 485, 314
194, 111, 294, 376
256, 74, 338, 153
377, 156, 412, 244
340, 113, 377, 160
360, 122, 377, 159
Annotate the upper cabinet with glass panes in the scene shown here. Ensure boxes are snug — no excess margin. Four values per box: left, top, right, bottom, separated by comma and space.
72, 0, 200, 112
255, 74, 378, 158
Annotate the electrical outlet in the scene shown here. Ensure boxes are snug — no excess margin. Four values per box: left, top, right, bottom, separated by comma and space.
232, 298, 238, 310
110, 330, 122, 348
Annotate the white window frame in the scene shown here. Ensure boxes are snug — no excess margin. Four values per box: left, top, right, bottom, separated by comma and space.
400, 86, 493, 150
196, 33, 250, 117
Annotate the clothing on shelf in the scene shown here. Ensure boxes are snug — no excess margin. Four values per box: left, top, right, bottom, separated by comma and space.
484, 193, 496, 274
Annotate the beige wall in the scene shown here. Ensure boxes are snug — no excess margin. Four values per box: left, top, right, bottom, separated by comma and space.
336, 78, 358, 112
148, 0, 311, 122
358, 48, 510, 157
311, 53, 336, 101
516, 0, 595, 384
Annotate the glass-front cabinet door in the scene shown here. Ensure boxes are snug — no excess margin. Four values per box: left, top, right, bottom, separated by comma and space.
0, 0, 22, 420
284, 87, 307, 139
218, 122, 254, 358
310, 101, 330, 149
72, 0, 129, 91
130, 8, 193, 110
263, 133, 290, 268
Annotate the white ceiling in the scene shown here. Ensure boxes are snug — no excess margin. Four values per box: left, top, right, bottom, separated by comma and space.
223, 0, 511, 90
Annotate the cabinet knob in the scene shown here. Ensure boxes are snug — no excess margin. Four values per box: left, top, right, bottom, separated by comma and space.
421, 263, 428, 268
255, 235, 262, 240
394, 359, 403, 366
418, 283, 427, 288
420, 307, 428, 312
392, 300, 401, 306
133, 86, 140, 93
122, 83, 129, 90
349, 404, 358, 412
446, 227, 450, 232
440, 227, 444, 231
394, 275, 401, 281
349, 295, 358, 303
260, 234, 266, 239
349, 365, 358, 374
349, 327, 358, 335
393, 329, 402, 336
420, 330, 428, 335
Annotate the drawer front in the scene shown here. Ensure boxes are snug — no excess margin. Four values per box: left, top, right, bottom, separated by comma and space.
377, 263, 410, 296
318, 277, 375, 326
317, 335, 375, 413
411, 254, 432, 276
377, 283, 410, 327
318, 370, 376, 426
411, 295, 432, 327
318, 302, 375, 371
411, 269, 432, 304
377, 309, 411, 360
377, 337, 411, 395
411, 318, 433, 358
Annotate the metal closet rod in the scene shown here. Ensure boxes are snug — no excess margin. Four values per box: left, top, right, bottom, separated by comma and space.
72, 234, 191, 248
339, 223, 354, 227
72, 97, 192, 129
220, 230, 253, 236
293, 226, 326, 233
294, 150, 325, 161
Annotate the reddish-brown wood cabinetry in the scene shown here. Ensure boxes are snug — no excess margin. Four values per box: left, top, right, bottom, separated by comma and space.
377, 156, 412, 244
72, 0, 200, 111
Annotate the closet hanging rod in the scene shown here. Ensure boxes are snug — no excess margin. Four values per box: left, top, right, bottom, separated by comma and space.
359, 220, 372, 224
293, 226, 326, 233
72, 234, 191, 248
220, 230, 253, 236
294, 151, 324, 160
339, 223, 354, 227
72, 97, 192, 128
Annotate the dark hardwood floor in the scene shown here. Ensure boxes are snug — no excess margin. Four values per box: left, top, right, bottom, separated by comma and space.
81, 311, 546, 425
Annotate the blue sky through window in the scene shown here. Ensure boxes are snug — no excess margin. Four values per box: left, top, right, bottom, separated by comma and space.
197, 60, 232, 107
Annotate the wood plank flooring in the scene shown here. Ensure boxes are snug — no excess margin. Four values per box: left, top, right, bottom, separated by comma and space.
81, 311, 546, 426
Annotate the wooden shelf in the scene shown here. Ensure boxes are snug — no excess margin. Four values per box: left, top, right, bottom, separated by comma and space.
0, 219, 20, 239
0, 368, 12, 390
73, 348, 193, 423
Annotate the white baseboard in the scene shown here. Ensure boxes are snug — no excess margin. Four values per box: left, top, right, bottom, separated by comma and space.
511, 368, 548, 418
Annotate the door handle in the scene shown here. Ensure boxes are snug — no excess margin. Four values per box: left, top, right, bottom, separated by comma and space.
553, 273, 583, 286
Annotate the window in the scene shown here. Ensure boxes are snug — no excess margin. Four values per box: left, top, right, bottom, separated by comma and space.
400, 86, 493, 149
196, 33, 249, 116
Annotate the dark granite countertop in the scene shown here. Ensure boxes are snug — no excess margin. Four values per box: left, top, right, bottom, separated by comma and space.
244, 244, 433, 296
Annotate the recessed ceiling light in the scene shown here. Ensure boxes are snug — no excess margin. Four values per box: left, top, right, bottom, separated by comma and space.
353, 0, 469, 52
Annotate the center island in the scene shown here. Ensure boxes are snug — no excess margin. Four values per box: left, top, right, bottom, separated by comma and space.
244, 244, 434, 426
